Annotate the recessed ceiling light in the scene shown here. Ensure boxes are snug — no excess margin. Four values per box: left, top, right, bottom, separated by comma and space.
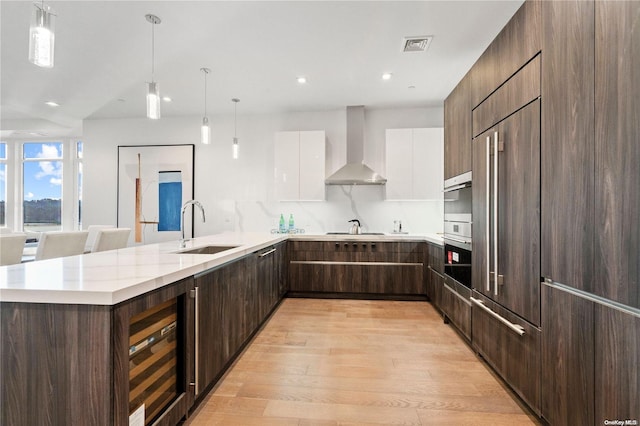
162, 96, 172, 102
382, 73, 393, 81
45, 101, 59, 107
117, 98, 126, 102
297, 76, 307, 84
408, 85, 416, 89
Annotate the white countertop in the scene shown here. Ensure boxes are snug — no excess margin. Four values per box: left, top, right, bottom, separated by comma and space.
0, 232, 442, 305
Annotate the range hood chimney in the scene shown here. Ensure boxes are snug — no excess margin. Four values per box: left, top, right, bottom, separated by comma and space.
325, 106, 387, 185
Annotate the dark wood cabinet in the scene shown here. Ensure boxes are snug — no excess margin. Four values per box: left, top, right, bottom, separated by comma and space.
472, 98, 541, 326
193, 267, 225, 398
444, 71, 472, 179
428, 267, 445, 311
595, 302, 640, 424
256, 243, 284, 322
471, 291, 541, 415
427, 242, 444, 275
594, 0, 640, 308
288, 240, 426, 296
472, 54, 540, 138
470, 0, 541, 107
541, 283, 594, 426
540, 0, 595, 294
441, 277, 472, 341
193, 245, 286, 399
1, 303, 114, 425
425, 242, 444, 304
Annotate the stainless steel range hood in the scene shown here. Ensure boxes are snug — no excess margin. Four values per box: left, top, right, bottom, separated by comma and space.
325, 106, 387, 185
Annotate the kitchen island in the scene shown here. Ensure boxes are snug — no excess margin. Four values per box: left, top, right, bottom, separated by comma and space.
0, 231, 441, 426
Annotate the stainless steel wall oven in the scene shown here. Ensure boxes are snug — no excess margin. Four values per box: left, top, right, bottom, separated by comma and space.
443, 171, 472, 288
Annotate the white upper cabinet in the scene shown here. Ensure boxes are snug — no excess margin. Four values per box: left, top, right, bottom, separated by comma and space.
385, 128, 444, 200
274, 130, 325, 201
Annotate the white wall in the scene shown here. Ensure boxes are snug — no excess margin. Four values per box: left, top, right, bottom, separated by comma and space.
83, 106, 444, 239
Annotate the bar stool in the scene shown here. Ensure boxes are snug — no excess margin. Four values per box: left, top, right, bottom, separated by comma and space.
35, 231, 90, 261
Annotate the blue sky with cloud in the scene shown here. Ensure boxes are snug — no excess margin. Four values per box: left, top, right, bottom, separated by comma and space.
23, 143, 63, 200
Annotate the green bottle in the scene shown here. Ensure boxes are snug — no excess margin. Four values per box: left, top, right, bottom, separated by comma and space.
279, 214, 286, 233
288, 214, 295, 232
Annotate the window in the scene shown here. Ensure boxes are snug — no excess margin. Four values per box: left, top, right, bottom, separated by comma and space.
23, 142, 63, 232
0, 143, 6, 227
2, 140, 81, 232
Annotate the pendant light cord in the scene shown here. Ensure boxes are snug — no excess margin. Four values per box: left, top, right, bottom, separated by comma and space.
234, 101, 237, 137
204, 71, 207, 117
151, 20, 155, 82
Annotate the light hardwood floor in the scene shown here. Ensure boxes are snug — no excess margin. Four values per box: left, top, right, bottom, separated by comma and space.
186, 298, 541, 425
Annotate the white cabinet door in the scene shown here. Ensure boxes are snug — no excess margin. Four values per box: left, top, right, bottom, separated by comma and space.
412, 128, 443, 200
385, 129, 414, 200
385, 127, 443, 200
274, 132, 300, 201
299, 130, 325, 201
274, 130, 325, 201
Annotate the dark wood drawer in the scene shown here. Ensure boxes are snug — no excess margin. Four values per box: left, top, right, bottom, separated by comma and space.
288, 240, 324, 252
289, 261, 424, 295
471, 291, 541, 415
442, 277, 472, 340
472, 54, 540, 137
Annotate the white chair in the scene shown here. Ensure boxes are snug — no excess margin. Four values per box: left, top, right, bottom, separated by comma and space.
0, 233, 27, 266
91, 228, 131, 253
35, 231, 89, 261
84, 225, 114, 253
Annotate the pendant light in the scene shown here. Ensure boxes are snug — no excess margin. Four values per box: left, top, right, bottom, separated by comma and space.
145, 14, 161, 120
232, 98, 240, 159
200, 68, 211, 145
29, 1, 56, 68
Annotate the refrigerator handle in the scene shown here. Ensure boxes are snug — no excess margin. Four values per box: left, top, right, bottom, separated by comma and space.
485, 135, 491, 293
493, 131, 499, 296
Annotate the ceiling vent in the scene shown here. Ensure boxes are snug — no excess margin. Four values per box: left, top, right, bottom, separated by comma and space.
402, 36, 433, 52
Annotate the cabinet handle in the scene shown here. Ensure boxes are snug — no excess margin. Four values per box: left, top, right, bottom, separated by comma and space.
193, 286, 200, 395
443, 283, 472, 306
470, 297, 525, 336
445, 236, 469, 245
259, 248, 277, 257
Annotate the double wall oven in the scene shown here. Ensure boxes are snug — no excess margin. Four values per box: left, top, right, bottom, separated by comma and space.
443, 171, 472, 288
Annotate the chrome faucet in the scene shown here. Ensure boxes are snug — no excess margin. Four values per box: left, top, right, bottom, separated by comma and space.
180, 200, 206, 248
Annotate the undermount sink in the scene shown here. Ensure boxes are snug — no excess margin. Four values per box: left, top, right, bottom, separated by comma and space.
326, 232, 385, 235
177, 245, 239, 255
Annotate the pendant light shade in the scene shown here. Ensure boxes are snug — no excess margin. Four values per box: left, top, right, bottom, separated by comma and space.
201, 117, 210, 145
145, 14, 161, 119
232, 137, 239, 159
29, 2, 55, 68
200, 68, 211, 144
232, 98, 240, 159
146, 81, 160, 120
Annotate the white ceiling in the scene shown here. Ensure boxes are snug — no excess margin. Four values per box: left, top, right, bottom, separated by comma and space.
0, 0, 524, 137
